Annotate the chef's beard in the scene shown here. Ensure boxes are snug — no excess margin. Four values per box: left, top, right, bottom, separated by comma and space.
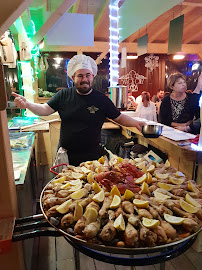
74, 82, 93, 94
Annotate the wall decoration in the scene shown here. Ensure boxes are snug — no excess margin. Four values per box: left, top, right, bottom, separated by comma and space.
144, 54, 159, 72
119, 70, 147, 92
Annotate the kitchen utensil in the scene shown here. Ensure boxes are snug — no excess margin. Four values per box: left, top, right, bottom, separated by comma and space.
142, 125, 163, 138
108, 86, 128, 110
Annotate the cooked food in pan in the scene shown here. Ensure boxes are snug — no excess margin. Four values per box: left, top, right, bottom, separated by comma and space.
42, 155, 202, 248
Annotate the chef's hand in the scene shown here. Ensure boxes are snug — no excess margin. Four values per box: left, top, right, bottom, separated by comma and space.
12, 92, 29, 109
136, 121, 146, 131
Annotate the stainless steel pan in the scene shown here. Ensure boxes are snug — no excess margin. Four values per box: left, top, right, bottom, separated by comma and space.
40, 178, 202, 255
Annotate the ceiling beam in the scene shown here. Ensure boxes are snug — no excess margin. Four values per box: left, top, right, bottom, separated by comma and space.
183, 16, 202, 37
183, 29, 202, 44
182, 1, 202, 7
94, 0, 109, 31
30, 0, 77, 49
42, 41, 202, 55
149, 5, 193, 43
72, 0, 80, 13
95, 50, 109, 65
0, 0, 33, 37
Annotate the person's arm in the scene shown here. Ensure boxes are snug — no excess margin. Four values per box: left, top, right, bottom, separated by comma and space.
193, 73, 202, 94
113, 113, 146, 131
152, 103, 157, 122
12, 92, 55, 116
158, 97, 172, 125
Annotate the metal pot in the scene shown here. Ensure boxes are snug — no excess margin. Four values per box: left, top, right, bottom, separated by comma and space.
108, 86, 128, 110
142, 125, 163, 138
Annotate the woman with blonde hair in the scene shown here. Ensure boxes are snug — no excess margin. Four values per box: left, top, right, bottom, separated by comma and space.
135, 91, 157, 121
159, 72, 201, 128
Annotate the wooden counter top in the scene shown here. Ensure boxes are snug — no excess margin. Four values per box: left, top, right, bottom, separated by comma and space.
118, 124, 198, 180
22, 122, 49, 133
102, 122, 120, 130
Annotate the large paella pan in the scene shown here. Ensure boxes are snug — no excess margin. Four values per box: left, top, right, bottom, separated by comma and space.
40, 155, 202, 254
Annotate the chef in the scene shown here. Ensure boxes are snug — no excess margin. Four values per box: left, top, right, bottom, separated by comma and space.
12, 54, 145, 166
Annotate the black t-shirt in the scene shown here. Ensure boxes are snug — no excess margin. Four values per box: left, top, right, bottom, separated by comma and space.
47, 87, 120, 152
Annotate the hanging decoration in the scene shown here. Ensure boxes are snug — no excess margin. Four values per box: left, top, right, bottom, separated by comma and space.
144, 54, 159, 72
119, 70, 147, 92
38, 54, 49, 72
0, 31, 17, 68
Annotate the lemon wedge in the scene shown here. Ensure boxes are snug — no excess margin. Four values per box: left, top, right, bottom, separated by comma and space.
164, 160, 170, 168
164, 213, 185, 225
123, 189, 134, 200
56, 199, 72, 214
92, 189, 105, 202
70, 188, 86, 200
110, 186, 121, 197
146, 172, 152, 184
118, 157, 123, 163
133, 199, 149, 208
110, 195, 121, 209
185, 193, 201, 208
81, 166, 91, 174
92, 181, 102, 193
136, 161, 146, 169
169, 176, 185, 185
74, 201, 83, 221
187, 181, 199, 193
135, 174, 147, 184
157, 182, 175, 191
142, 166, 147, 174
69, 179, 81, 185
114, 214, 125, 231
155, 173, 169, 179
83, 207, 98, 224
142, 217, 160, 229
153, 190, 171, 200
179, 198, 198, 213
175, 171, 185, 177
72, 172, 84, 179
147, 164, 155, 173
95, 166, 102, 173
53, 176, 67, 184
87, 172, 95, 184
141, 182, 149, 194
134, 157, 143, 163
98, 156, 105, 164
61, 182, 71, 189
69, 182, 83, 192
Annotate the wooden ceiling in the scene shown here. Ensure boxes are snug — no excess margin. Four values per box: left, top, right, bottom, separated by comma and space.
1, 0, 202, 58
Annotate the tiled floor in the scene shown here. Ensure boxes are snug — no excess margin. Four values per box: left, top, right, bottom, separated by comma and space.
33, 165, 202, 270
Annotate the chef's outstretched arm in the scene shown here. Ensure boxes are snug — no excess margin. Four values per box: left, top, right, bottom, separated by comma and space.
12, 92, 55, 116
113, 113, 146, 131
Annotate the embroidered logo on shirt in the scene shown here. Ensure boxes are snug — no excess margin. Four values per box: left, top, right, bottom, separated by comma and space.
87, 106, 99, 114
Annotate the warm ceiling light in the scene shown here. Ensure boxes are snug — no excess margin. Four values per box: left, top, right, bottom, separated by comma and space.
173, 55, 185, 60
127, 55, 138, 59
53, 57, 63, 64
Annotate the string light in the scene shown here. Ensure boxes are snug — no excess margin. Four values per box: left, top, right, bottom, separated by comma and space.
109, 0, 120, 87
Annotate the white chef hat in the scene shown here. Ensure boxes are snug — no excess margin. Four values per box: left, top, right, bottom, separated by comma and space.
67, 54, 97, 78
